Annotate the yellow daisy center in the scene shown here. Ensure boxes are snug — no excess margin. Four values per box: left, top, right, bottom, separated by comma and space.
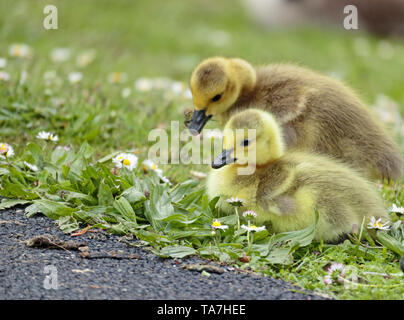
123, 159, 131, 166
113, 73, 121, 82
152, 164, 157, 170
212, 221, 222, 227
15, 45, 22, 56
250, 225, 258, 229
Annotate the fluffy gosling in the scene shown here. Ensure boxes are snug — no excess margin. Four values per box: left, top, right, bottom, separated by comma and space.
206, 109, 389, 243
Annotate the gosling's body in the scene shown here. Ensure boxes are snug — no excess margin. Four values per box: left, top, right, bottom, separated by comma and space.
207, 109, 389, 243
208, 152, 388, 242
190, 58, 403, 180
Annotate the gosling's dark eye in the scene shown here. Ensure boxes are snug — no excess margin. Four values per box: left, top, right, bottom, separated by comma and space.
211, 94, 222, 102
241, 139, 249, 147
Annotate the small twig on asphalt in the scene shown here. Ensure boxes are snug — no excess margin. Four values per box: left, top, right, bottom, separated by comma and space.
79, 248, 140, 260
24, 234, 87, 251
0, 219, 25, 226
181, 263, 225, 274
71, 224, 90, 237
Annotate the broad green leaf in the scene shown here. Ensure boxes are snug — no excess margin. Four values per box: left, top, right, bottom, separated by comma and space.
218, 214, 239, 226
0, 168, 9, 176
25, 203, 41, 217
169, 180, 199, 203
121, 186, 146, 203
32, 199, 77, 219
376, 231, 404, 256
146, 184, 174, 230
57, 216, 79, 233
113, 196, 138, 225
271, 209, 319, 247
265, 247, 293, 264
26, 142, 43, 165
0, 198, 30, 211
51, 147, 68, 164
0, 178, 38, 200
97, 181, 114, 205
160, 245, 197, 258
162, 213, 198, 225
178, 188, 204, 209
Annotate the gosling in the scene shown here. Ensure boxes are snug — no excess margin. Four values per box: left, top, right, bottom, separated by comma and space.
206, 109, 389, 243
189, 57, 403, 181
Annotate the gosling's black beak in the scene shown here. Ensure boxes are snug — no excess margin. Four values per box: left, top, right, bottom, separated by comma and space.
188, 109, 212, 135
212, 149, 237, 169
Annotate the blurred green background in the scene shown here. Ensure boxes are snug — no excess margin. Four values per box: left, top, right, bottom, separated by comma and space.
1, 0, 404, 102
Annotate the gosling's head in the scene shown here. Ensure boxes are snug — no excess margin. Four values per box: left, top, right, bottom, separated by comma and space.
212, 109, 284, 169
188, 57, 256, 134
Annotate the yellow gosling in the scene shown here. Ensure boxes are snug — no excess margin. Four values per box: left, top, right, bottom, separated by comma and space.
207, 109, 389, 243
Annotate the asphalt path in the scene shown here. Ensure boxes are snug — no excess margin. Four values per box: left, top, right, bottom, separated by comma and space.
0, 206, 327, 300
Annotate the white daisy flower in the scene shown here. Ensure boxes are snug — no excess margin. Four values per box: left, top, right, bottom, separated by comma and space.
68, 72, 83, 84
76, 50, 96, 67
8, 44, 32, 59
0, 71, 10, 82
135, 78, 153, 92
108, 72, 127, 84
112, 153, 138, 171
324, 263, 346, 285
0, 143, 14, 158
226, 197, 246, 207
51, 48, 71, 63
121, 87, 131, 98
24, 161, 39, 172
36, 131, 59, 142
242, 210, 258, 218
328, 263, 346, 274
142, 159, 170, 184
211, 219, 229, 231
142, 159, 160, 172
170, 81, 185, 95
389, 204, 404, 214
367, 216, 390, 231
159, 175, 171, 184
153, 77, 171, 90
0, 58, 7, 68
241, 224, 265, 232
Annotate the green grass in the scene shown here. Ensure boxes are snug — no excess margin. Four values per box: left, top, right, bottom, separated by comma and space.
0, 0, 403, 300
